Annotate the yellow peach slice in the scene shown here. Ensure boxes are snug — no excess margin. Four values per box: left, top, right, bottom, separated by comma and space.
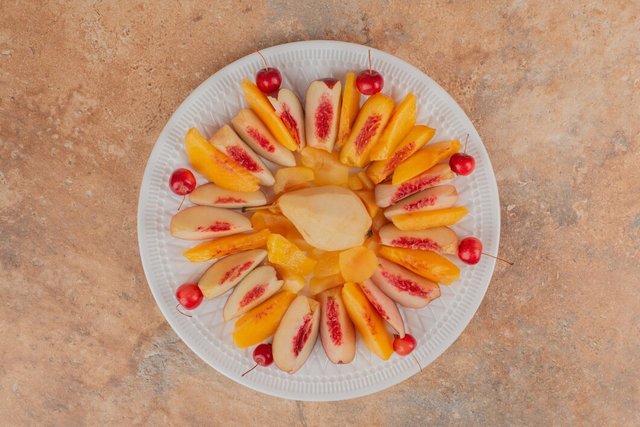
392, 206, 469, 230
369, 93, 417, 161
232, 290, 296, 348
392, 140, 461, 185
379, 246, 460, 285
336, 72, 361, 148
183, 229, 270, 262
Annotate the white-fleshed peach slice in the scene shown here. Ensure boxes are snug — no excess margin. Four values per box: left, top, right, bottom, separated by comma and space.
370, 258, 441, 308
374, 163, 454, 208
189, 183, 266, 209
231, 109, 296, 167
360, 279, 405, 337
223, 265, 283, 321
383, 185, 458, 219
319, 287, 355, 364
198, 249, 267, 299
170, 206, 251, 240
378, 224, 458, 254
304, 79, 342, 152
268, 88, 306, 150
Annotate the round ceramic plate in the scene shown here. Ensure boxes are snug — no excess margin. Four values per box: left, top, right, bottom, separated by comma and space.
137, 40, 500, 401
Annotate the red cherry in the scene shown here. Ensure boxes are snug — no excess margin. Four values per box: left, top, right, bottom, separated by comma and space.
169, 168, 196, 196
175, 283, 203, 310
449, 153, 476, 176
253, 343, 274, 366
356, 70, 384, 95
393, 334, 416, 356
256, 68, 282, 93
458, 237, 482, 265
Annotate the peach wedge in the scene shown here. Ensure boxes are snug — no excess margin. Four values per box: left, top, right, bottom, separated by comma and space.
374, 163, 454, 208
336, 72, 360, 148
273, 296, 321, 373
198, 249, 266, 299
268, 88, 306, 149
231, 109, 296, 167
371, 258, 441, 308
379, 246, 460, 285
383, 185, 458, 219
378, 224, 458, 255
319, 287, 356, 364
189, 183, 266, 209
223, 266, 283, 321
392, 139, 462, 185
170, 206, 251, 240
305, 79, 342, 152
183, 229, 270, 262
392, 206, 469, 231
232, 290, 297, 348
369, 93, 417, 161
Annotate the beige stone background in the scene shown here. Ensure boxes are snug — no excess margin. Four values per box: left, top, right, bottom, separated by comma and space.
1, 0, 639, 425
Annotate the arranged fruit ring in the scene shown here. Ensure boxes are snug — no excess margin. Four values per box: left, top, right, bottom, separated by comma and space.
138, 41, 501, 401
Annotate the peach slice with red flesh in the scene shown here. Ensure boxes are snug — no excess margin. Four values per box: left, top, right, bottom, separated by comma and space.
184, 128, 259, 192
268, 88, 306, 150
369, 93, 417, 161
198, 249, 267, 299
392, 139, 462, 185
367, 125, 435, 184
305, 79, 342, 152
359, 279, 405, 337
272, 295, 321, 374
392, 206, 469, 231
341, 282, 394, 360
223, 265, 283, 321
231, 109, 296, 167
336, 71, 361, 148
379, 246, 460, 285
232, 290, 297, 348
371, 258, 441, 308
374, 163, 454, 208
378, 224, 458, 255
189, 183, 266, 209
300, 147, 349, 186
340, 94, 395, 167
241, 80, 298, 151
319, 287, 356, 364
183, 228, 270, 262
170, 206, 251, 240
209, 125, 274, 186
383, 185, 458, 219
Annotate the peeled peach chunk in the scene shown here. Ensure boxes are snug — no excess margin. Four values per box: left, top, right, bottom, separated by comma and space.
231, 109, 296, 167
379, 246, 460, 285
369, 93, 417, 161
336, 72, 361, 148
305, 79, 342, 152
384, 185, 458, 219
273, 166, 315, 194
232, 290, 296, 348
250, 211, 298, 236
354, 190, 379, 218
340, 94, 395, 167
241, 79, 298, 151
363, 235, 381, 254
392, 206, 469, 231
339, 246, 378, 283
357, 171, 375, 190
348, 175, 364, 191
309, 274, 344, 296
184, 128, 259, 192
275, 266, 307, 294
341, 282, 394, 360
272, 296, 321, 373
170, 206, 252, 240
378, 224, 458, 255
183, 229, 270, 262
198, 249, 267, 299
300, 147, 349, 186
392, 139, 462, 185
313, 251, 341, 278
371, 210, 388, 232
189, 183, 266, 209
319, 287, 356, 364
375, 163, 454, 208
223, 266, 283, 321
268, 88, 306, 149
267, 234, 317, 276
367, 125, 436, 184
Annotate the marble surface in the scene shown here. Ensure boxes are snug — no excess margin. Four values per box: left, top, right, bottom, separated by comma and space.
1, 1, 639, 425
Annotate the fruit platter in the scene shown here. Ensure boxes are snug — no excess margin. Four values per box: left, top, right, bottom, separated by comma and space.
137, 41, 501, 400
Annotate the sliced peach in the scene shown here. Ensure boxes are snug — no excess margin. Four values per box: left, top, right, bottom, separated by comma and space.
348, 175, 364, 191
241, 80, 298, 151
357, 171, 375, 190
340, 94, 394, 167
198, 249, 267, 299
170, 206, 251, 240
363, 235, 381, 254
371, 258, 440, 308
339, 246, 378, 283
309, 274, 344, 296
250, 211, 298, 236
273, 166, 315, 194
183, 229, 270, 262
354, 190, 379, 218
305, 79, 342, 152
267, 234, 317, 276
319, 287, 356, 364
379, 246, 460, 285
268, 88, 306, 149
367, 125, 435, 184
375, 163, 453, 208
223, 266, 283, 321
189, 183, 266, 209
300, 147, 349, 186
313, 251, 341, 278
184, 128, 259, 192
275, 266, 307, 294
232, 290, 296, 348
384, 185, 458, 219
360, 279, 405, 337
378, 224, 458, 254
392, 140, 462, 185
272, 296, 321, 373
371, 210, 388, 232
231, 109, 296, 166
209, 125, 274, 186
392, 206, 469, 230
341, 282, 394, 360
369, 93, 417, 161
336, 72, 360, 148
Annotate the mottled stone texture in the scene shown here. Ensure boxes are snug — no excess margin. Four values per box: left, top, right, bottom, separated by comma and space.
1, 0, 638, 425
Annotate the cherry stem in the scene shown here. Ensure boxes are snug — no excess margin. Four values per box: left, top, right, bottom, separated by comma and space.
368, 49, 372, 74
257, 50, 269, 71
242, 203, 275, 213
241, 363, 258, 377
464, 134, 469, 154
177, 195, 185, 211
482, 252, 514, 266
411, 353, 423, 373
175, 303, 192, 318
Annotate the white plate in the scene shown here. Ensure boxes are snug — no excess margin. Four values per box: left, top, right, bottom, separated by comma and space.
137, 40, 500, 401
